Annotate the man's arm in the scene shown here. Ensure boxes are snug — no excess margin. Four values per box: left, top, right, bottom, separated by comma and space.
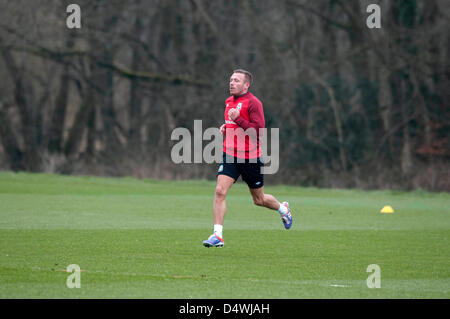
234, 99, 265, 130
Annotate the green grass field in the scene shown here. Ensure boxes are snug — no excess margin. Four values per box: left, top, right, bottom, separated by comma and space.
0, 172, 449, 298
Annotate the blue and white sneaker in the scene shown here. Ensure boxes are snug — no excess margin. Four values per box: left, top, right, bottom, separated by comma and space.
203, 233, 224, 248
281, 202, 293, 230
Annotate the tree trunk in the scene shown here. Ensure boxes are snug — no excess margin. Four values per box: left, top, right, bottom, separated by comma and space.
400, 79, 413, 177
1, 47, 40, 171
0, 105, 24, 171
64, 87, 94, 157
48, 65, 70, 153
128, 15, 144, 153
48, 32, 75, 153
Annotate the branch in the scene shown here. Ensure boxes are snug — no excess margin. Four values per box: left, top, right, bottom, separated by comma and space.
285, 0, 351, 32
306, 64, 348, 171
95, 59, 210, 86
0, 23, 210, 88
374, 110, 419, 159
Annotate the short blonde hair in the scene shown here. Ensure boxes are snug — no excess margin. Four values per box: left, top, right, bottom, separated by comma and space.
233, 69, 253, 85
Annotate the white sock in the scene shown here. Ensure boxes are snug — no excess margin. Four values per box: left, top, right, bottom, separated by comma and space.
214, 224, 223, 239
278, 203, 288, 216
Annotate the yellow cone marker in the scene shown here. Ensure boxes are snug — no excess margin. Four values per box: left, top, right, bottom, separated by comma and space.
380, 205, 394, 213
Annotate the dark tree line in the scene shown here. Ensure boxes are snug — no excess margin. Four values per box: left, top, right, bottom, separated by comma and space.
0, 0, 448, 191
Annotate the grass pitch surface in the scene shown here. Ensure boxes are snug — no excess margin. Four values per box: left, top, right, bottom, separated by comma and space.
0, 172, 449, 298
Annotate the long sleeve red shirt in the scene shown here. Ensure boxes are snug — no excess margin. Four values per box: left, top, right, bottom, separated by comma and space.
223, 92, 265, 159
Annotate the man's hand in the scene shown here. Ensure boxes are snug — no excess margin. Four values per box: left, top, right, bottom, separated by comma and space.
228, 108, 240, 121
220, 124, 226, 135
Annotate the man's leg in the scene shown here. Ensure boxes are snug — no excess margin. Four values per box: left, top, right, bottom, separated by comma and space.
203, 174, 235, 247
248, 186, 280, 210
249, 187, 293, 229
213, 174, 236, 225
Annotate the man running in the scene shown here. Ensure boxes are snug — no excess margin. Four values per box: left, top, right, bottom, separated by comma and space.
203, 69, 293, 248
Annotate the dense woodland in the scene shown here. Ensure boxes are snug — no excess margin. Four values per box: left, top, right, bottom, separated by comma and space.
0, 0, 448, 191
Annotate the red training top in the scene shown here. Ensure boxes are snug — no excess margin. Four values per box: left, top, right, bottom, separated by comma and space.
223, 92, 265, 159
